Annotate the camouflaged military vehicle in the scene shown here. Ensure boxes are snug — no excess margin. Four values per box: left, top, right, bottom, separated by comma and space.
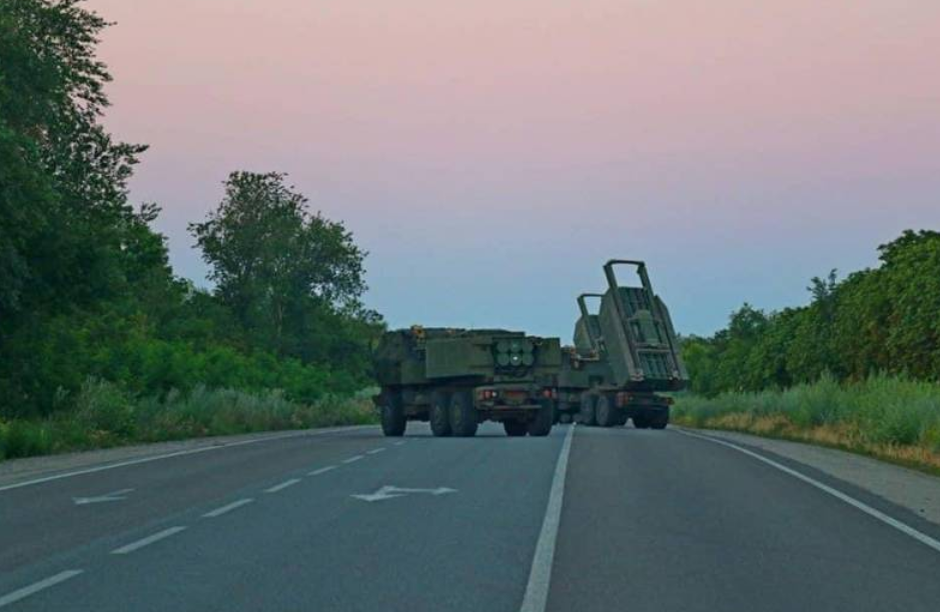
373, 327, 562, 437
555, 260, 688, 428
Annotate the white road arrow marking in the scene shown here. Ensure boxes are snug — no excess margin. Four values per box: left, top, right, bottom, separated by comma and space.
72, 488, 134, 505
351, 485, 457, 503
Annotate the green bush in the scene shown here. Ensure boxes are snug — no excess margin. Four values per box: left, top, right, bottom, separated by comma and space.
0, 420, 52, 459
74, 378, 136, 441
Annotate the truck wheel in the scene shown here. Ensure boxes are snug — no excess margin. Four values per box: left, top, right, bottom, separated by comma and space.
527, 400, 554, 437
429, 390, 452, 437
650, 409, 670, 430
595, 394, 618, 428
449, 391, 478, 437
633, 415, 651, 429
503, 420, 528, 437
579, 394, 597, 426
379, 392, 406, 437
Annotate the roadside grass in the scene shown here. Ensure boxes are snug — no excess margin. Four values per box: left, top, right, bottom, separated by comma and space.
673, 374, 940, 474
0, 379, 377, 462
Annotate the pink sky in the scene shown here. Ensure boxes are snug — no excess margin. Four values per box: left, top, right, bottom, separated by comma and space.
87, 0, 940, 336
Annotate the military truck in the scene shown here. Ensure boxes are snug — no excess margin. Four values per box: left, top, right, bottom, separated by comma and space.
373, 327, 562, 437
555, 260, 688, 429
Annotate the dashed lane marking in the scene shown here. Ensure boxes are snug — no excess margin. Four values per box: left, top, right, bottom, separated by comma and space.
308, 465, 337, 476
0, 570, 84, 609
265, 479, 301, 494
111, 527, 186, 555
203, 498, 254, 518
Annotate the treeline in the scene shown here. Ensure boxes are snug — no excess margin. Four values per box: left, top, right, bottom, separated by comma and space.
683, 231, 940, 396
0, 0, 382, 431
675, 231, 940, 470
682, 230, 940, 396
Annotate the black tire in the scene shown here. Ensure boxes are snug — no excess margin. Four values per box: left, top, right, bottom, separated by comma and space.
579, 393, 597, 426
503, 420, 528, 437
650, 408, 669, 430
449, 391, 478, 437
527, 400, 554, 437
429, 390, 452, 437
595, 394, 618, 428
633, 414, 651, 429
379, 392, 406, 437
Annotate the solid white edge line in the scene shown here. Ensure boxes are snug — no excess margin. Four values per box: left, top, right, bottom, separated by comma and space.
111, 526, 187, 555
0, 425, 376, 493
519, 424, 575, 612
265, 478, 301, 494
0, 570, 84, 609
342, 455, 364, 464
366, 447, 386, 455
676, 429, 940, 555
202, 498, 254, 518
308, 465, 337, 476
393, 441, 407, 446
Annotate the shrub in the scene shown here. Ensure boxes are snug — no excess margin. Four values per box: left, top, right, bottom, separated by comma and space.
73, 378, 137, 442
1, 420, 52, 459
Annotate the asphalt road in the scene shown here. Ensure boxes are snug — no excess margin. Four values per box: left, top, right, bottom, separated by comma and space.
2, 423, 940, 611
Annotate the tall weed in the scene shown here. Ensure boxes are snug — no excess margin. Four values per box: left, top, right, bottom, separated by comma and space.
0, 378, 377, 462
674, 374, 940, 469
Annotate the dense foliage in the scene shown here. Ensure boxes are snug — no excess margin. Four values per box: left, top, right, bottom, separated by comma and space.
682, 230, 940, 397
0, 0, 382, 434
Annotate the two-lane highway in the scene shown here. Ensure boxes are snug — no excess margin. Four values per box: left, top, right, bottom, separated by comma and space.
2, 424, 940, 611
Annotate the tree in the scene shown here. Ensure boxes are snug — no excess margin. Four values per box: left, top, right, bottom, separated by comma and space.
0, 0, 173, 416
0, 0, 153, 315
877, 231, 940, 379
190, 171, 371, 357
0, 123, 54, 316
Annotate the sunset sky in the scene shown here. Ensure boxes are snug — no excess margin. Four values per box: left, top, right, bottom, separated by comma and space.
86, 0, 940, 339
